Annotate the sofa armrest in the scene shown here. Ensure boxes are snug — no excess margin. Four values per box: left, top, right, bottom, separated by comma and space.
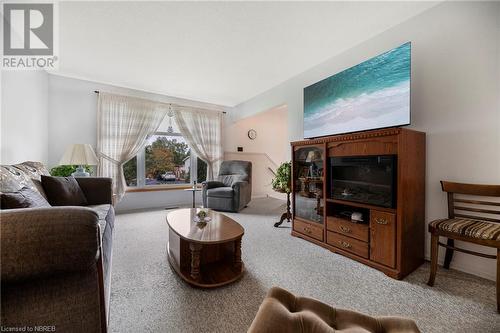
1, 207, 100, 283
76, 177, 113, 205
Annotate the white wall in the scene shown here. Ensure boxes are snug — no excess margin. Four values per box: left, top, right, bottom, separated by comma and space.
224, 105, 288, 164
47, 74, 227, 212
232, 2, 500, 280
223, 105, 288, 198
1, 71, 49, 164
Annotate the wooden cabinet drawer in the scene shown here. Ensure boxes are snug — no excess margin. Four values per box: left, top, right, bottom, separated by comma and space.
370, 210, 396, 268
326, 217, 369, 242
293, 219, 324, 241
327, 231, 369, 259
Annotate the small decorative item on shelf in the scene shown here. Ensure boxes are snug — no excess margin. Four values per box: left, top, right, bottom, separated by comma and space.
305, 150, 321, 177
351, 212, 364, 223
194, 209, 212, 223
271, 161, 292, 228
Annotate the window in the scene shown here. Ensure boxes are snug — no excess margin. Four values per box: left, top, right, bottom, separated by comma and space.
123, 117, 207, 188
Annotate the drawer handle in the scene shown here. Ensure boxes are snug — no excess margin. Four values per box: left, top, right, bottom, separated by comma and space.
338, 240, 352, 249
339, 225, 351, 233
303, 227, 312, 234
375, 217, 388, 225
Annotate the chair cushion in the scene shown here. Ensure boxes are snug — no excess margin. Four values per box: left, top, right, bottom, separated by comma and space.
41, 175, 88, 206
206, 187, 234, 198
429, 218, 500, 240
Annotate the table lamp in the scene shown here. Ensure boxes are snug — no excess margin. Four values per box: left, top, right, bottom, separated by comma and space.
59, 144, 99, 177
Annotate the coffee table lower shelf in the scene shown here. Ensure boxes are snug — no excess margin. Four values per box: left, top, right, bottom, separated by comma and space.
167, 248, 244, 288
166, 208, 245, 288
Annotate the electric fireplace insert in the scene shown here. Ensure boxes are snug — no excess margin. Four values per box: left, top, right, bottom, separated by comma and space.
330, 155, 397, 208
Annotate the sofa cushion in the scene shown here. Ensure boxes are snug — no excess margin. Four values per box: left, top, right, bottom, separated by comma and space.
12, 161, 50, 180
41, 175, 88, 206
87, 204, 114, 234
206, 187, 234, 198
87, 204, 114, 313
1, 187, 51, 209
0, 162, 49, 193
0, 165, 34, 193
30, 179, 49, 200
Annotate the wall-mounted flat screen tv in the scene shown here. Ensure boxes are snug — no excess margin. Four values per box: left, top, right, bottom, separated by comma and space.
303, 42, 411, 138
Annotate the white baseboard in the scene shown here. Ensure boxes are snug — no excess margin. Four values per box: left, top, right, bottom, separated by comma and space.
267, 194, 287, 200
251, 193, 269, 199
424, 254, 495, 281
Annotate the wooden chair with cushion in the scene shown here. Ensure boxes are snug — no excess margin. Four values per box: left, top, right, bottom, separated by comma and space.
427, 181, 500, 312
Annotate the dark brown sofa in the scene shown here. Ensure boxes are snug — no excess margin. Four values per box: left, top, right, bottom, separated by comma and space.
0, 162, 114, 333
248, 287, 420, 333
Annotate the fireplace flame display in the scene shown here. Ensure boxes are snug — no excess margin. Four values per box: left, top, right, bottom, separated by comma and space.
331, 155, 397, 208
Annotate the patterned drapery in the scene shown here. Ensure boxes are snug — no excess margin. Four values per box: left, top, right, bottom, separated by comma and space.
97, 92, 168, 201
173, 106, 223, 180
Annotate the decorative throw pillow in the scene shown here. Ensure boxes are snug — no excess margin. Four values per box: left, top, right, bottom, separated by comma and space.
31, 178, 49, 200
0, 187, 51, 209
41, 175, 88, 206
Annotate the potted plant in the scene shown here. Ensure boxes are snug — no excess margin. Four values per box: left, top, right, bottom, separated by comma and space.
271, 161, 291, 194
271, 162, 292, 227
50, 165, 92, 177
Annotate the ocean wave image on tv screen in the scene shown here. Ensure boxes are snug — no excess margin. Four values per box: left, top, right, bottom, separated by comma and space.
303, 42, 411, 138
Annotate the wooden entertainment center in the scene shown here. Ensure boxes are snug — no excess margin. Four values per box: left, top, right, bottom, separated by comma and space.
291, 127, 425, 279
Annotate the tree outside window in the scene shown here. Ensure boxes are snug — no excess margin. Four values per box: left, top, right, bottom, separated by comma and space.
124, 133, 207, 188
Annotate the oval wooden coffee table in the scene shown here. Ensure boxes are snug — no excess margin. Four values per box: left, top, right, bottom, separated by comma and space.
166, 208, 245, 288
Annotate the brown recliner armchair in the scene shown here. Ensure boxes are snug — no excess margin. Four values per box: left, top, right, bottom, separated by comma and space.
248, 287, 420, 333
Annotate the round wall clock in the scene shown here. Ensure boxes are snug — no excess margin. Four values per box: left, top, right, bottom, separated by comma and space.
247, 129, 257, 140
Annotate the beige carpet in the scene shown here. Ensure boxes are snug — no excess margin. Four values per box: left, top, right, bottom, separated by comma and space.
109, 197, 499, 333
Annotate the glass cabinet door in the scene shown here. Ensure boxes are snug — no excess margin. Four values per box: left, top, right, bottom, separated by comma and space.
293, 145, 324, 224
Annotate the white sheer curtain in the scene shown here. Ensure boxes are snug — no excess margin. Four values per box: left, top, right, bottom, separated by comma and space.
97, 92, 168, 201
173, 106, 223, 180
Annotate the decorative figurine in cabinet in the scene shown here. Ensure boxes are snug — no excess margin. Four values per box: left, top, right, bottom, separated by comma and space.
293, 145, 324, 225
